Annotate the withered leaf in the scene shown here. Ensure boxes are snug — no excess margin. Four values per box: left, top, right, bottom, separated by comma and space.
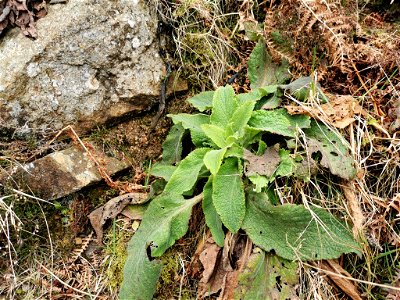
89, 192, 148, 244
1, 0, 48, 38
286, 95, 364, 129
244, 146, 281, 177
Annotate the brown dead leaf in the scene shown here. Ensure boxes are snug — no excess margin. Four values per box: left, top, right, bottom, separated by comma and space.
198, 233, 252, 299
342, 182, 365, 237
1, 0, 48, 38
286, 95, 365, 128
318, 260, 362, 300
199, 237, 221, 284
88, 192, 148, 244
244, 145, 281, 177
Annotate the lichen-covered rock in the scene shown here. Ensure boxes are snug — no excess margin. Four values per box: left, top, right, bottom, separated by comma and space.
0, 0, 165, 138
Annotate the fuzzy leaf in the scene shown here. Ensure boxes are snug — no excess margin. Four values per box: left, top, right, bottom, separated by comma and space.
304, 120, 357, 180
275, 149, 295, 177
165, 148, 210, 194
120, 193, 201, 299
169, 113, 212, 147
234, 250, 299, 300
161, 124, 185, 164
249, 108, 310, 137
201, 124, 228, 148
210, 85, 238, 127
242, 192, 361, 260
248, 40, 291, 88
248, 175, 270, 193
169, 113, 210, 132
204, 148, 227, 175
212, 158, 245, 233
203, 177, 225, 246
188, 91, 215, 111
230, 100, 256, 133
151, 163, 176, 181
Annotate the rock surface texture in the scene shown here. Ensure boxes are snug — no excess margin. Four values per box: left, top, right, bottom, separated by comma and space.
0, 0, 165, 137
1, 145, 129, 200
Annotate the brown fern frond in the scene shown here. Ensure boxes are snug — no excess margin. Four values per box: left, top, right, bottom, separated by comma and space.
70, 232, 94, 263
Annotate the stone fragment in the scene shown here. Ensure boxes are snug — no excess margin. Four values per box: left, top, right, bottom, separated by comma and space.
0, 0, 166, 137
1, 146, 129, 200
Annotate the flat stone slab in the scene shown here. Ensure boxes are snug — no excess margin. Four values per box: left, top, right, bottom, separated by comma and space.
1, 146, 129, 200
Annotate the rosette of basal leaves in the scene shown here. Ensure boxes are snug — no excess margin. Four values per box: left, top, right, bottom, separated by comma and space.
120, 83, 360, 300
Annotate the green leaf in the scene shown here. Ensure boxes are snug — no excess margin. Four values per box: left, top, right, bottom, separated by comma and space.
304, 120, 357, 180
210, 85, 238, 127
161, 124, 185, 164
279, 76, 328, 103
236, 87, 277, 104
234, 250, 299, 300
275, 149, 295, 177
248, 175, 270, 193
212, 158, 245, 233
248, 40, 291, 88
242, 192, 361, 261
169, 113, 210, 132
120, 193, 201, 299
230, 100, 256, 133
249, 108, 310, 137
241, 126, 262, 147
188, 91, 214, 111
204, 148, 227, 175
165, 148, 210, 194
203, 177, 225, 246
151, 163, 176, 181
201, 124, 228, 148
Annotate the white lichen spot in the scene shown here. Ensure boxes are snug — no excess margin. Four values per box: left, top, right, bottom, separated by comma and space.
8, 103, 22, 118
131, 37, 141, 49
86, 75, 100, 90
26, 63, 40, 77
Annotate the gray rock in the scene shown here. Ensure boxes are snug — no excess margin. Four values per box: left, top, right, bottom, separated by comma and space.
0, 0, 165, 137
1, 145, 130, 200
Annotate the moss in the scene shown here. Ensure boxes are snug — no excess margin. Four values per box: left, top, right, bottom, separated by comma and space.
103, 220, 130, 290
155, 248, 194, 300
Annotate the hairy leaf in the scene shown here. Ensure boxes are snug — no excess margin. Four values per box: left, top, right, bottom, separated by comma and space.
213, 158, 245, 233
242, 192, 361, 260
210, 85, 238, 127
248, 40, 291, 88
304, 120, 356, 180
120, 193, 201, 299
151, 163, 176, 181
165, 148, 210, 194
203, 177, 225, 246
188, 91, 215, 111
201, 124, 228, 148
234, 250, 299, 300
204, 148, 227, 175
169, 113, 212, 147
248, 175, 270, 193
169, 113, 210, 132
275, 149, 295, 177
230, 100, 256, 133
249, 108, 310, 137
161, 124, 185, 164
